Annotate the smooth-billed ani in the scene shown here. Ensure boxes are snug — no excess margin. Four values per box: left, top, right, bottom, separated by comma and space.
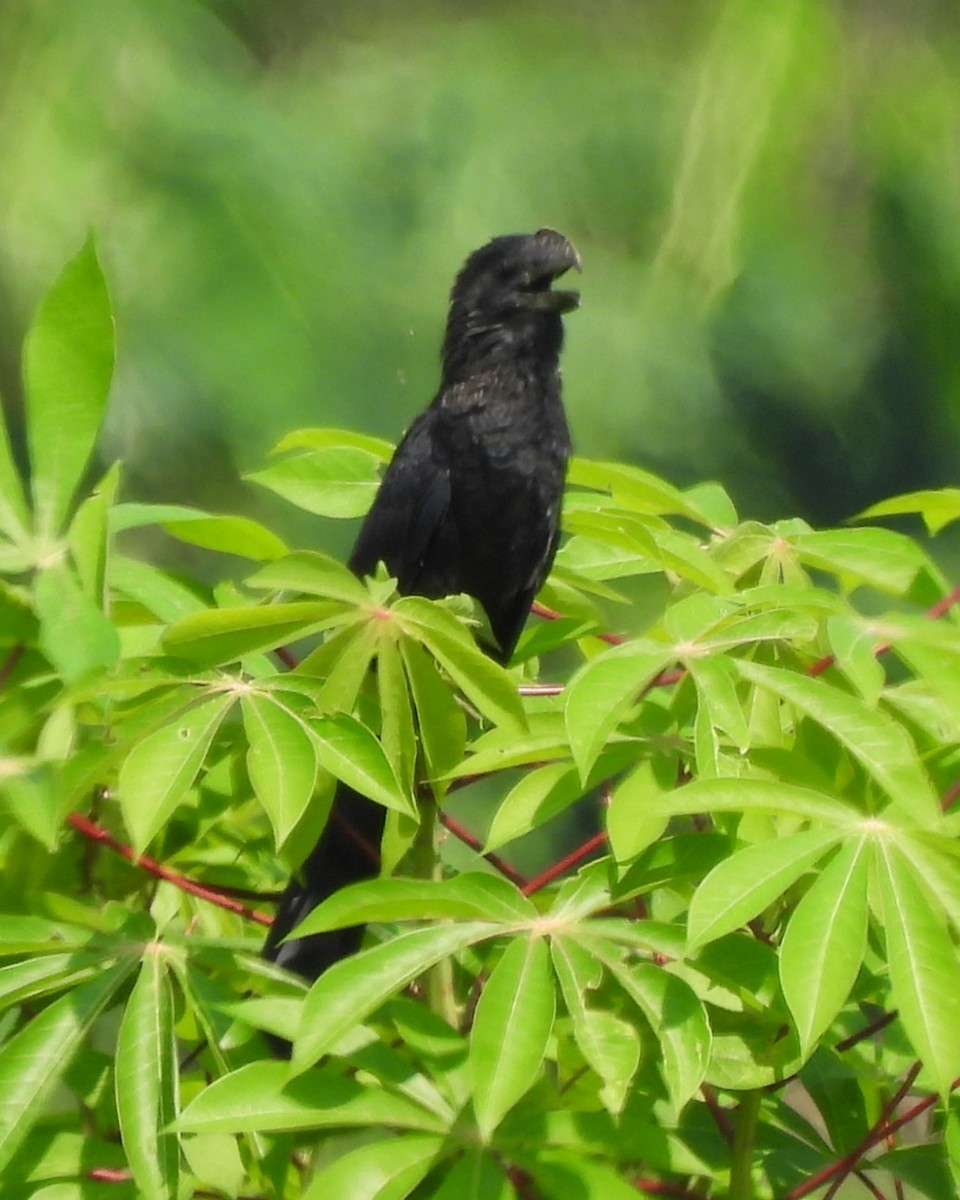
264, 228, 580, 983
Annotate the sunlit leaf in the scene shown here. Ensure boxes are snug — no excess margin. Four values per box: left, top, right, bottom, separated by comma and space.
735, 659, 941, 828
310, 712, 415, 817
688, 828, 841, 952
877, 842, 960, 1097
294, 923, 497, 1070
163, 600, 345, 667
779, 836, 869, 1056
177, 1062, 447, 1134
0, 960, 133, 1172
564, 639, 675, 780
118, 694, 233, 852
242, 693, 318, 846
246, 446, 381, 517
301, 1133, 444, 1200
24, 235, 114, 536
470, 936, 555, 1141
115, 951, 179, 1200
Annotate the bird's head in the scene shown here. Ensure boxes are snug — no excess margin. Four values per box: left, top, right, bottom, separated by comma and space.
442, 228, 581, 376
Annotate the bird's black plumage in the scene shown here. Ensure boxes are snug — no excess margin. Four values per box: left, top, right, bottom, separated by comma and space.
264, 229, 579, 986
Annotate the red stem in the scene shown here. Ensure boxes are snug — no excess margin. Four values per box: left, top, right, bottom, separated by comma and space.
67, 812, 273, 926
781, 1062, 924, 1200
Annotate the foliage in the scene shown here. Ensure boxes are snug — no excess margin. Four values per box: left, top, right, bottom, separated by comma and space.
3, 249, 960, 1200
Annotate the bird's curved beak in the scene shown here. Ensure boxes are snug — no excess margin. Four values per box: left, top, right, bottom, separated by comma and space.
527, 229, 582, 313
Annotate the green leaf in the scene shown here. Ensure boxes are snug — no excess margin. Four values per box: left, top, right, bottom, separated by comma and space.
242, 693, 318, 846
564, 639, 675, 780
163, 600, 345, 667
0, 960, 133, 1172
429, 1149, 513, 1200
24, 235, 114, 537
857, 488, 960, 536
177, 1062, 447, 1134
688, 655, 749, 749
593, 951, 710, 1119
567, 457, 718, 526
485, 762, 582, 852
400, 638, 466, 791
246, 446, 381, 517
551, 938, 639, 1114
0, 392, 29, 542
687, 829, 842, 951
115, 951, 179, 1200
605, 760, 673, 862
270, 426, 394, 460
735, 659, 941, 828
35, 561, 121, 683
826, 616, 885, 703
526, 1148, 662, 1200
293, 923, 497, 1070
876, 842, 960, 1097
872, 1144, 957, 1200
895, 835, 960, 935
247, 549, 369, 603
643, 776, 857, 826
110, 555, 208, 622
118, 694, 233, 852
111, 503, 288, 561
378, 633, 417, 797
394, 597, 526, 731
789, 528, 933, 594
779, 836, 869, 1056
68, 461, 118, 602
311, 713, 415, 817
294, 873, 534, 936
301, 1133, 444, 1200
0, 763, 62, 849
470, 936, 555, 1141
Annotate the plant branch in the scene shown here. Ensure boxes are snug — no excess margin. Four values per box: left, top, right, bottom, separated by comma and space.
67, 811, 273, 926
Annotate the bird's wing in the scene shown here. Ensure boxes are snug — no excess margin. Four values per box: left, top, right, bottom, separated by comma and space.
347, 409, 454, 592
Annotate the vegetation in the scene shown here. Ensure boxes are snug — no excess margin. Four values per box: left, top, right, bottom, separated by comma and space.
3, 238, 960, 1199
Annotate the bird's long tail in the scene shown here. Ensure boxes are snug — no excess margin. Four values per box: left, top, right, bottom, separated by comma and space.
263, 785, 385, 981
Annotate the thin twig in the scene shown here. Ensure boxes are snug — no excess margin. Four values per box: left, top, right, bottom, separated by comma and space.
67, 812, 272, 926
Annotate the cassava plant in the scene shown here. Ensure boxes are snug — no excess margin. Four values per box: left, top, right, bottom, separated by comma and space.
2, 241, 960, 1200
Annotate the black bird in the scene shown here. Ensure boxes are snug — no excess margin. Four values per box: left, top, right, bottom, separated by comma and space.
264, 228, 580, 984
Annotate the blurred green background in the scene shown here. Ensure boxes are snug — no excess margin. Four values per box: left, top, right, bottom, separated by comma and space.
3, 0, 960, 553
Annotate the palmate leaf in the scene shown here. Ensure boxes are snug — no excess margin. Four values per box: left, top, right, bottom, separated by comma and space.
241, 693, 318, 846
177, 1062, 448, 1135
111, 503, 288, 562
23, 235, 115, 538
564, 638, 675, 780
551, 937, 639, 1114
301, 1133, 445, 1200
0, 960, 135, 1172
118, 693, 234, 853
687, 828, 842, 952
876, 841, 960, 1097
779, 835, 869, 1057
393, 597, 526, 732
294, 873, 534, 937
115, 951, 179, 1200
586, 941, 710, 1119
246, 445, 382, 517
734, 659, 942, 829
470, 935, 556, 1141
293, 923, 498, 1071
310, 712, 415, 817
163, 600, 348, 667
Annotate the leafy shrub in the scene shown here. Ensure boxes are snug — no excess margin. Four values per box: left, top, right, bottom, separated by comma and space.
2, 243, 960, 1199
